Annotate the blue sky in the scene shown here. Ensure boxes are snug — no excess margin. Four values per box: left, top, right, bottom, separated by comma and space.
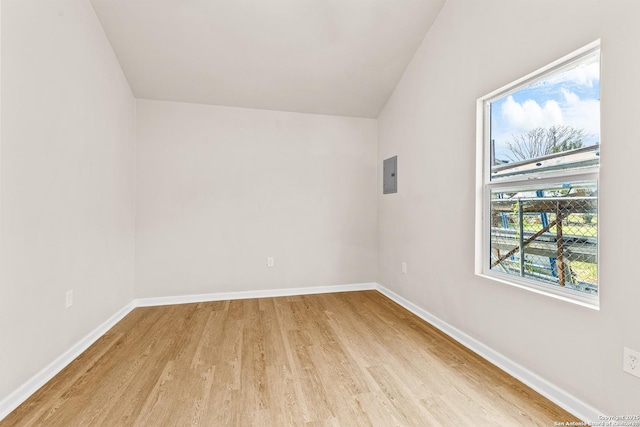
490, 54, 600, 161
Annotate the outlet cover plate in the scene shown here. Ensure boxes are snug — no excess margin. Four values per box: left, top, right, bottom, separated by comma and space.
65, 290, 73, 309
623, 347, 640, 378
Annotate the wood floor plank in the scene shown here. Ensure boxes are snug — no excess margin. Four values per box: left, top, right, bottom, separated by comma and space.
259, 299, 289, 367
287, 329, 334, 423
1, 291, 579, 426
265, 364, 303, 426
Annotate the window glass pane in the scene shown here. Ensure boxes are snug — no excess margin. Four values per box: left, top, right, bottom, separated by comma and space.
490, 181, 597, 295
490, 51, 600, 180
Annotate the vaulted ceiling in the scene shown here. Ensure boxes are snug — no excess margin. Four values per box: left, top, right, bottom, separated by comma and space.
90, 0, 445, 118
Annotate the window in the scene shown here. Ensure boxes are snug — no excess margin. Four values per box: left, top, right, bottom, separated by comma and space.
475, 41, 600, 309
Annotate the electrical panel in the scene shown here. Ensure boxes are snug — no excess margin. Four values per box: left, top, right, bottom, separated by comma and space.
383, 156, 397, 194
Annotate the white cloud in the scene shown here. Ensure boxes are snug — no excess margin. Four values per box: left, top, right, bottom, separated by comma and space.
563, 62, 600, 87
493, 54, 601, 158
499, 91, 600, 144
538, 62, 600, 89
561, 88, 580, 105
560, 89, 600, 137
501, 95, 564, 130
564, 99, 600, 138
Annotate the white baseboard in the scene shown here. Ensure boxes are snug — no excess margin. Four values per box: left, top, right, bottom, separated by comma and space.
134, 282, 377, 307
0, 282, 375, 421
373, 283, 604, 422
1, 282, 603, 423
0, 301, 136, 421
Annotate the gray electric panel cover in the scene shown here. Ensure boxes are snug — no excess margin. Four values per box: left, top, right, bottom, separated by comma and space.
383, 156, 397, 194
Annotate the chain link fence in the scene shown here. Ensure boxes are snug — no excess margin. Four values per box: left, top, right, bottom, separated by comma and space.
490, 185, 598, 294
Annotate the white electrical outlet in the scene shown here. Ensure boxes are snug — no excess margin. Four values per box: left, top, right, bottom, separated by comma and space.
65, 290, 73, 308
267, 257, 275, 268
623, 347, 640, 378
402, 262, 407, 274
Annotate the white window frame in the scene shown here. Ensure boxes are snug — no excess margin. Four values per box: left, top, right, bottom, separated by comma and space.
475, 40, 601, 310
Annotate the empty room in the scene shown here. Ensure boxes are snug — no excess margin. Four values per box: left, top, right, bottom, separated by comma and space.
1, 0, 639, 425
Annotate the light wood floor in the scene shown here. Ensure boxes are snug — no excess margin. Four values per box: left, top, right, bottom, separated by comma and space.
2, 291, 577, 426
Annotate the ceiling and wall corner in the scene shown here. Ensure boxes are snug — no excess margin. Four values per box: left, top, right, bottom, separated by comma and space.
89, 0, 446, 118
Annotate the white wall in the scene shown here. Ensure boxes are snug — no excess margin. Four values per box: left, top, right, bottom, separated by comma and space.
0, 0, 136, 402
377, 0, 640, 414
135, 100, 377, 298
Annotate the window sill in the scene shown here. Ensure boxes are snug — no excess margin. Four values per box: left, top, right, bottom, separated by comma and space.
477, 271, 600, 311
